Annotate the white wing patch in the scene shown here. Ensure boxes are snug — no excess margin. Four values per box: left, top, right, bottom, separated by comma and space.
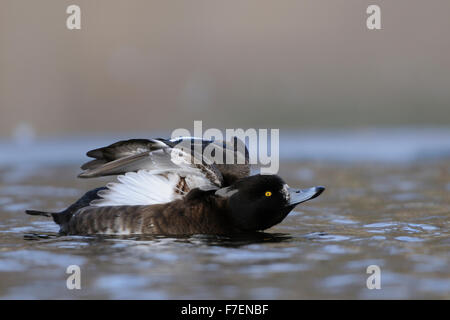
90, 169, 217, 207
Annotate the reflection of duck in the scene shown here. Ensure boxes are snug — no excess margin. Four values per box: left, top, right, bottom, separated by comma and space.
26, 137, 324, 235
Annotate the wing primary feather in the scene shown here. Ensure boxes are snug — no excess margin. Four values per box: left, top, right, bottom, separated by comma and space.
78, 152, 151, 178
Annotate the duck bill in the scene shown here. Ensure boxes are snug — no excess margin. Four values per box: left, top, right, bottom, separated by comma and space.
287, 186, 325, 207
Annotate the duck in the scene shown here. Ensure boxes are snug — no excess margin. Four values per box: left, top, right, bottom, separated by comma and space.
26, 136, 325, 235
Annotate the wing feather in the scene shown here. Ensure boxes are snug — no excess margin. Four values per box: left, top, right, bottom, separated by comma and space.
90, 169, 218, 207
79, 136, 250, 207
81, 139, 167, 170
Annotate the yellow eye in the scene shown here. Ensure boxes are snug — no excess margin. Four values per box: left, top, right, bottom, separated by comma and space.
265, 191, 272, 197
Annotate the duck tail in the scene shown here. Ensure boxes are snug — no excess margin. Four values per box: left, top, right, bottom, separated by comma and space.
25, 187, 107, 228
25, 209, 52, 217
25, 209, 65, 225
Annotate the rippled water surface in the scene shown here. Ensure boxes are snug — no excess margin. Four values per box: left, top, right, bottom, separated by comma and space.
0, 131, 449, 299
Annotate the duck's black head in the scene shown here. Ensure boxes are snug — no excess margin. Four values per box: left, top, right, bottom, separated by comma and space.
215, 174, 325, 232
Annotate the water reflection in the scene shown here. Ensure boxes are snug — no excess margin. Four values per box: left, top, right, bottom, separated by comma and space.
22, 231, 293, 248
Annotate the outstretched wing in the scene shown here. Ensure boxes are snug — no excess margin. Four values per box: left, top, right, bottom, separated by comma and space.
79, 136, 249, 207
88, 150, 224, 207
79, 137, 249, 179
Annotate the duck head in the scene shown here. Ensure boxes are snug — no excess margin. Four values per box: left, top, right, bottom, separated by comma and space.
215, 174, 325, 232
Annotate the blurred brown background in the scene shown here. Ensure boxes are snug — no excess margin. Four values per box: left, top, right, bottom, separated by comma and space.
1, 0, 449, 138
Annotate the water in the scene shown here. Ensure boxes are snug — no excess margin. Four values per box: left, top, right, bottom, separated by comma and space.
0, 129, 449, 299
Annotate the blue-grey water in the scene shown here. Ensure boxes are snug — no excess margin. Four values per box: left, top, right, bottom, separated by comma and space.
0, 128, 449, 299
